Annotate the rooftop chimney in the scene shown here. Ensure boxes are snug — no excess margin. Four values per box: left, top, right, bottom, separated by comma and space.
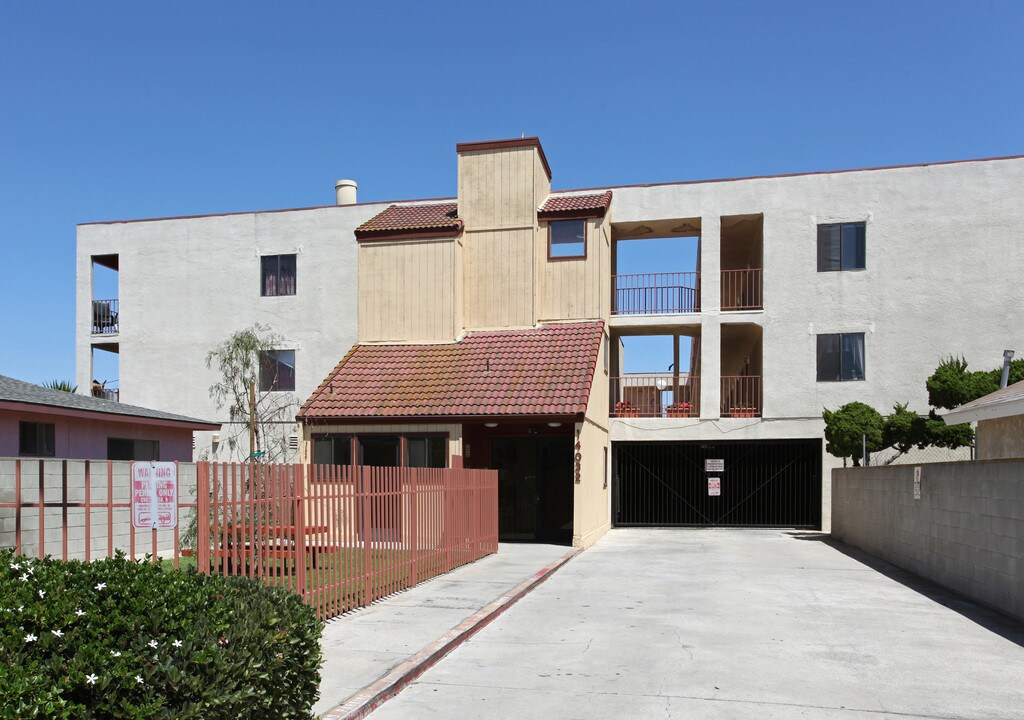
335, 179, 357, 205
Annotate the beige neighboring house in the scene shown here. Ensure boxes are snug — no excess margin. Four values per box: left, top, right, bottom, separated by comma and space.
942, 381, 1024, 460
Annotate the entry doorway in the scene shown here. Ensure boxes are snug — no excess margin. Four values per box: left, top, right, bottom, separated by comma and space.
492, 436, 573, 544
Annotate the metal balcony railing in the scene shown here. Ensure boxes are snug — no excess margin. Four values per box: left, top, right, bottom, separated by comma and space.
610, 375, 700, 418
720, 376, 761, 417
720, 269, 762, 310
91, 299, 119, 335
612, 272, 699, 315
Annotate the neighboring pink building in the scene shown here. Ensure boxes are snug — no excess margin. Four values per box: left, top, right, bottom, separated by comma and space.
0, 375, 218, 461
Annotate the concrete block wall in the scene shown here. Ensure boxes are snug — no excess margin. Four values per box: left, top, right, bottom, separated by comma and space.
832, 460, 1023, 623
0, 458, 198, 561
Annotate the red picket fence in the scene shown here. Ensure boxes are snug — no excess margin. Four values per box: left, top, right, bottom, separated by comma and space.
0, 459, 498, 621
199, 462, 499, 619
0, 459, 196, 566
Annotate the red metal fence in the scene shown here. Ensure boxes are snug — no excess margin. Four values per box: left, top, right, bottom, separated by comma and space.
612, 272, 700, 314
610, 375, 700, 417
720, 376, 762, 417
199, 462, 498, 620
1, 459, 498, 621
720, 269, 762, 310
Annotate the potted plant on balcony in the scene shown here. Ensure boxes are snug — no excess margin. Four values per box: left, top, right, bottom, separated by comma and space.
614, 400, 640, 418
666, 401, 693, 418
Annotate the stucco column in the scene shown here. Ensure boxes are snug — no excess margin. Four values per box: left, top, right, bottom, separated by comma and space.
701, 317, 721, 419
700, 216, 721, 313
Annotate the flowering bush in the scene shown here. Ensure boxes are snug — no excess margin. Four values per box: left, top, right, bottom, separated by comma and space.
0, 549, 322, 719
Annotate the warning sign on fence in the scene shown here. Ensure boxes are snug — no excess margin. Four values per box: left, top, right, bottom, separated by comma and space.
705, 458, 724, 472
707, 477, 721, 496
131, 462, 178, 530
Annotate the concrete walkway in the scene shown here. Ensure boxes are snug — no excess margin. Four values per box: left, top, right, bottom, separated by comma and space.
314, 542, 572, 717
367, 528, 1024, 720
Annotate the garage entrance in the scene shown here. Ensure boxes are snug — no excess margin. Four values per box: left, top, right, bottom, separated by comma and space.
613, 439, 821, 528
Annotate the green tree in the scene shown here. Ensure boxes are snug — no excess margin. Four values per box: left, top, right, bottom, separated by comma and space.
206, 324, 296, 463
822, 402, 885, 466
926, 355, 1024, 410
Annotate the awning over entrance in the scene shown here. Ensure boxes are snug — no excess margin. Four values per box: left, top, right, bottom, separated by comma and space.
298, 321, 604, 422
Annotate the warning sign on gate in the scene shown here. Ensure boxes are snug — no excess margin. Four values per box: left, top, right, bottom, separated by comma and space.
131, 462, 178, 530
705, 458, 725, 472
708, 477, 721, 496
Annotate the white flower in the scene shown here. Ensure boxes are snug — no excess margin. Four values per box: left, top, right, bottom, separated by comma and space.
75, 609, 86, 617
17, 606, 23, 612
19, 574, 28, 582
86, 674, 98, 685
148, 640, 158, 648
24, 633, 37, 643
94, 583, 106, 591
51, 629, 63, 638
172, 639, 182, 648
110, 650, 121, 657
135, 675, 144, 684
37, 590, 45, 598
9, 561, 20, 570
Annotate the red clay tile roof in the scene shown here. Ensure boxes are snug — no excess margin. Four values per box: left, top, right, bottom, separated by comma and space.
538, 191, 612, 220
355, 202, 462, 241
299, 322, 604, 420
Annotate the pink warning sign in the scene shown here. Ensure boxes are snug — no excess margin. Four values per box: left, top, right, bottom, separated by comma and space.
707, 477, 721, 496
132, 462, 178, 529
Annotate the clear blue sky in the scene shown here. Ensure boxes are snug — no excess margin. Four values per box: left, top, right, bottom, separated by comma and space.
2, 1, 1022, 384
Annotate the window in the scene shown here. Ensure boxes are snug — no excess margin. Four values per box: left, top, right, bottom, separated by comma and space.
817, 222, 865, 271
816, 333, 865, 381
259, 349, 296, 392
261, 254, 297, 296
19, 422, 55, 457
548, 219, 586, 259
107, 438, 160, 461
312, 434, 352, 466
360, 436, 400, 467
407, 435, 447, 468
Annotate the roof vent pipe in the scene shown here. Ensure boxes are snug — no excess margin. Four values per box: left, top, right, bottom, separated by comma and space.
335, 179, 357, 205
1000, 349, 1015, 389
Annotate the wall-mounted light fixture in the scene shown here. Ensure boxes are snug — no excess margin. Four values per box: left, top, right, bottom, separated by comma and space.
548, 422, 562, 428
484, 422, 498, 428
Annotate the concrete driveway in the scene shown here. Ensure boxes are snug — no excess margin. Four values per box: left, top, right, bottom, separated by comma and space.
368, 528, 1024, 719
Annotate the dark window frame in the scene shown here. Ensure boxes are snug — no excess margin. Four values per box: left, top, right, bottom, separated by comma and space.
817, 222, 866, 272
547, 219, 587, 260
816, 332, 866, 382
260, 254, 297, 297
107, 437, 160, 461
19, 421, 55, 457
310, 431, 449, 471
259, 349, 296, 392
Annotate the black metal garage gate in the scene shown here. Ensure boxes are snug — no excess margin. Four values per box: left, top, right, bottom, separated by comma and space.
613, 440, 822, 528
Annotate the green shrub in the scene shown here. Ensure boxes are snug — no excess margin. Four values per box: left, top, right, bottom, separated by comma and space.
0, 549, 323, 719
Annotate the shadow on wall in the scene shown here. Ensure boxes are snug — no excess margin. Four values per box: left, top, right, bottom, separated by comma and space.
784, 531, 1024, 649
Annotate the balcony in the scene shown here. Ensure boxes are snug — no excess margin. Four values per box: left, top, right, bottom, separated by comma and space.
720, 376, 761, 417
610, 375, 700, 418
91, 299, 119, 335
612, 272, 699, 315
720, 269, 762, 311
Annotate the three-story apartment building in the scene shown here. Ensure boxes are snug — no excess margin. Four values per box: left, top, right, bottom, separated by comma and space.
77, 137, 1024, 547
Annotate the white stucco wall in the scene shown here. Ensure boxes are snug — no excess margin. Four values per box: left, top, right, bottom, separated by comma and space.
76, 203, 386, 461
607, 156, 1024, 528
611, 157, 1024, 421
